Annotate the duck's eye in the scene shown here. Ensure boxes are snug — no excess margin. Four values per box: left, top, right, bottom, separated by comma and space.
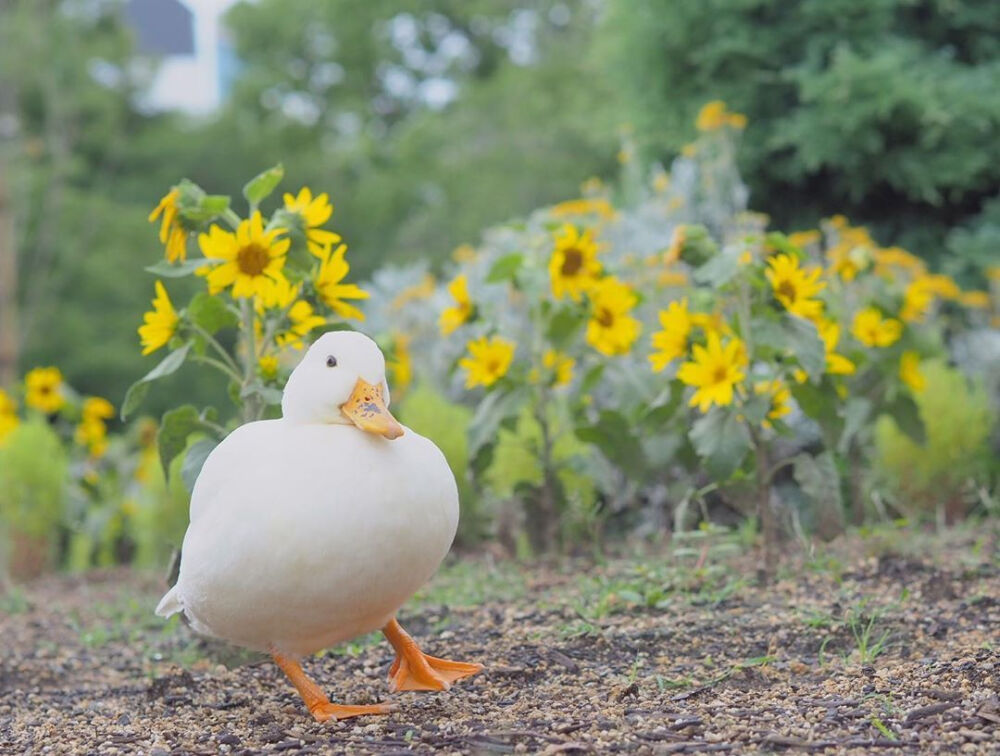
326, 355, 337, 368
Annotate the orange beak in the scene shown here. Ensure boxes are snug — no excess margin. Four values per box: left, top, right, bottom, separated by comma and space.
340, 378, 404, 440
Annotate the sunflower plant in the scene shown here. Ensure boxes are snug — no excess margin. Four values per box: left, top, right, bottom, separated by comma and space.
127, 165, 368, 488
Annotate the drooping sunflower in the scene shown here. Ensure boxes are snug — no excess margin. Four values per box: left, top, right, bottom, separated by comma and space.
585, 277, 641, 356
314, 243, 369, 321
549, 224, 602, 301
276, 300, 327, 349
766, 254, 825, 320
899, 351, 925, 393
148, 188, 188, 263
25, 366, 65, 414
138, 281, 180, 355
199, 212, 290, 299
649, 298, 692, 372
851, 307, 902, 348
676, 333, 746, 413
439, 274, 474, 335
459, 336, 516, 389
282, 187, 342, 257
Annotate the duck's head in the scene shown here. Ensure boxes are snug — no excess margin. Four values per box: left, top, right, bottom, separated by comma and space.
281, 331, 404, 439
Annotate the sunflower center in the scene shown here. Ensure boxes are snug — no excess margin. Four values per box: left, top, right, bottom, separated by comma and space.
487, 358, 501, 374
776, 280, 797, 301
237, 243, 270, 276
39, 385, 52, 395
561, 248, 584, 276
712, 366, 729, 384
596, 307, 615, 327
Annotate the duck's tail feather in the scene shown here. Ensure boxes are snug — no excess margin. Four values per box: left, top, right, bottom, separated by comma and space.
155, 585, 183, 618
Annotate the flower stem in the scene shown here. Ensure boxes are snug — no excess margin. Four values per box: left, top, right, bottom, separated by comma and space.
222, 209, 242, 230
190, 353, 241, 384
239, 297, 261, 423
190, 324, 240, 375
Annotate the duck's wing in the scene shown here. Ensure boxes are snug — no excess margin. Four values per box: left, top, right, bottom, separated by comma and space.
187, 420, 282, 523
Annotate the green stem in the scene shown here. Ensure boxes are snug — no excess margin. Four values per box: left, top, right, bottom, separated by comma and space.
239, 297, 260, 423
190, 353, 242, 384
190, 324, 240, 374
222, 209, 242, 230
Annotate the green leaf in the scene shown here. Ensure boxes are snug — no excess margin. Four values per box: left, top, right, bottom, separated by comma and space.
240, 382, 284, 406
579, 364, 605, 395
486, 253, 523, 283
243, 164, 284, 206
546, 308, 582, 348
575, 409, 646, 478
884, 393, 926, 445
838, 397, 872, 454
181, 438, 218, 494
468, 388, 526, 473
188, 292, 238, 334
200, 195, 231, 214
692, 244, 741, 287
784, 316, 825, 378
157, 405, 201, 478
121, 343, 192, 420
791, 380, 842, 438
793, 451, 844, 538
756, 315, 824, 378
144, 258, 210, 278
688, 408, 751, 480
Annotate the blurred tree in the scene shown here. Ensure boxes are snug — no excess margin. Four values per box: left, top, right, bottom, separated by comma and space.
603, 0, 1000, 277
0, 0, 221, 411
211, 0, 619, 275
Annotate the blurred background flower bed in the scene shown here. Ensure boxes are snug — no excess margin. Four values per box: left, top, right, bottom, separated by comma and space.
0, 0, 998, 581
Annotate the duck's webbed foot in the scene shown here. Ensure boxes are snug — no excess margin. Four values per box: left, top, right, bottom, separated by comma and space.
272, 651, 395, 722
382, 617, 484, 692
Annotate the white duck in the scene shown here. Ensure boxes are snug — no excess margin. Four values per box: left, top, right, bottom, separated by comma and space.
156, 331, 482, 721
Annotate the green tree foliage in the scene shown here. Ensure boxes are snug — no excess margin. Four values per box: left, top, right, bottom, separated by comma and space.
603, 0, 1000, 276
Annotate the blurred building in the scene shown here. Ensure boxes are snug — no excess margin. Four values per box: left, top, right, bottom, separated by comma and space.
124, 0, 239, 115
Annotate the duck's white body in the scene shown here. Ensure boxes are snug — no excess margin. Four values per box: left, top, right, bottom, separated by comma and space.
156, 333, 459, 658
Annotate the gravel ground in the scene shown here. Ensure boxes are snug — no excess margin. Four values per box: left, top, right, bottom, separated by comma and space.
1, 525, 999, 755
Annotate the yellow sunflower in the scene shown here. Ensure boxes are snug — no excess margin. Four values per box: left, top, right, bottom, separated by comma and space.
460, 336, 516, 389
586, 277, 641, 356
899, 351, 925, 393
815, 319, 856, 375
148, 188, 188, 263
388, 333, 413, 394
755, 379, 792, 427
282, 187, 341, 257
25, 366, 65, 414
138, 281, 180, 356
695, 100, 746, 131
199, 212, 290, 299
677, 333, 746, 413
440, 274, 474, 335
258, 355, 279, 380
542, 349, 575, 388
650, 298, 692, 372
549, 224, 602, 301
276, 300, 327, 349
766, 254, 825, 320
314, 243, 369, 320
0, 389, 19, 445
851, 307, 902, 348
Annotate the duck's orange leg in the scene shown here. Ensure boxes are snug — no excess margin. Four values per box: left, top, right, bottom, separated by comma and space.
272, 652, 394, 722
381, 617, 483, 692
